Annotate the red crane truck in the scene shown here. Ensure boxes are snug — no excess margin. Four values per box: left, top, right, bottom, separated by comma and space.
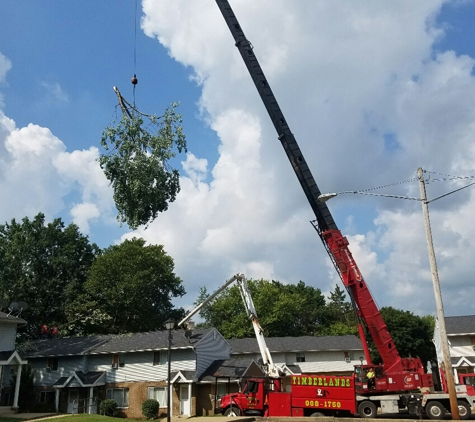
213, 0, 475, 419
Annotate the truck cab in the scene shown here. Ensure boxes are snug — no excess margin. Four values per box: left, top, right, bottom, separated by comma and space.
217, 378, 276, 416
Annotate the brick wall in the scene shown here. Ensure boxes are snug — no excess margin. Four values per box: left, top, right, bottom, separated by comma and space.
107, 380, 177, 419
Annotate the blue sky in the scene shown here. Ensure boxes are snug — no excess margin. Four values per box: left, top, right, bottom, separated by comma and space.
1, 0, 475, 320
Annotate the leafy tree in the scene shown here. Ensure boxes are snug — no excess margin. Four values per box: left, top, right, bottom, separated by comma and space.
367, 307, 436, 365
67, 238, 185, 334
0, 213, 99, 339
318, 284, 358, 336
100, 101, 186, 230
196, 279, 327, 338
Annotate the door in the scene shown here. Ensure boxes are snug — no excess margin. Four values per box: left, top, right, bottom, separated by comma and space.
180, 385, 190, 415
67, 390, 79, 414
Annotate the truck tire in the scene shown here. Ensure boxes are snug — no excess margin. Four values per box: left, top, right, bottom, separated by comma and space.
358, 401, 377, 418
457, 400, 471, 420
426, 401, 446, 420
224, 406, 241, 417
310, 412, 325, 417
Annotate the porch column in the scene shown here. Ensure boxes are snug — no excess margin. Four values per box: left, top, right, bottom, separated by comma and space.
0, 365, 4, 405
55, 389, 60, 412
188, 383, 192, 416
454, 367, 459, 384
89, 387, 94, 414
12, 363, 22, 409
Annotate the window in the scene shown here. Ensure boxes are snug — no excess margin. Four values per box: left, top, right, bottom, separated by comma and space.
344, 351, 354, 362
153, 351, 167, 366
106, 388, 129, 408
112, 354, 126, 369
296, 352, 306, 363
216, 383, 227, 399
148, 387, 167, 407
39, 391, 55, 405
47, 358, 58, 371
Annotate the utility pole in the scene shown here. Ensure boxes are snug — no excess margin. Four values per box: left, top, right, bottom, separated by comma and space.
418, 167, 459, 420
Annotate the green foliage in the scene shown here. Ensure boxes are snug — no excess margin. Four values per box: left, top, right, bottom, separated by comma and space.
100, 104, 187, 229
142, 399, 160, 419
67, 237, 186, 334
196, 279, 328, 338
10, 365, 35, 412
319, 285, 358, 336
0, 213, 100, 339
368, 307, 436, 364
99, 399, 117, 416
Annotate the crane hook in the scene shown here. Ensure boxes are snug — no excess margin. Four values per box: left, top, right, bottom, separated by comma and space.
131, 74, 138, 85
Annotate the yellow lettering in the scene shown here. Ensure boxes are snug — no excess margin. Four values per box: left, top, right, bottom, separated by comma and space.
346, 379, 351, 387
329, 378, 334, 387
292, 376, 297, 385
313, 377, 318, 386
318, 378, 323, 386
334, 378, 340, 387
323, 377, 328, 386
302, 377, 307, 386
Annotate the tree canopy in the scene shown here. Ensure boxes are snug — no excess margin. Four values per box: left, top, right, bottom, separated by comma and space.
195, 279, 332, 338
67, 237, 186, 335
194, 279, 435, 364
0, 213, 99, 339
100, 101, 186, 229
368, 307, 436, 365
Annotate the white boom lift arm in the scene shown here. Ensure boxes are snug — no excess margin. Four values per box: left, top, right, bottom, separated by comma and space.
178, 273, 282, 378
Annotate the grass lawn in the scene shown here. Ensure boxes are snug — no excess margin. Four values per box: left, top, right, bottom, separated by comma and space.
0, 416, 118, 422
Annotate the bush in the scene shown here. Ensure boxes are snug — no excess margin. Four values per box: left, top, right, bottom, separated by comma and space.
100, 399, 117, 416
142, 399, 160, 419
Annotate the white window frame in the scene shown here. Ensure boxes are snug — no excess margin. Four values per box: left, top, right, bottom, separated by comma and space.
106, 388, 129, 408
147, 386, 168, 407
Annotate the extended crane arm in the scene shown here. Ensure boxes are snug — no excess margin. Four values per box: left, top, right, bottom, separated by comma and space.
215, 0, 410, 376
179, 274, 282, 378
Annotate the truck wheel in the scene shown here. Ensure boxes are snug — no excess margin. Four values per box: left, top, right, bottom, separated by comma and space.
310, 412, 325, 417
426, 401, 446, 420
457, 400, 471, 420
224, 406, 241, 417
358, 401, 377, 418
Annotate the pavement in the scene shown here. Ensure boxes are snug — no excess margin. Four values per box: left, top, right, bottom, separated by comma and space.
1, 415, 253, 422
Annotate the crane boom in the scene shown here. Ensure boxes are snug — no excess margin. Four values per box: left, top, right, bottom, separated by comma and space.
179, 274, 282, 378
215, 0, 431, 391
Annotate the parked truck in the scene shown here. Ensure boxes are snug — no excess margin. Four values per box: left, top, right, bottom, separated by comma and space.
212, 0, 475, 419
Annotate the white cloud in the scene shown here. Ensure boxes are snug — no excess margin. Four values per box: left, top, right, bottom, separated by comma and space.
70, 202, 100, 234
0, 110, 115, 231
40, 81, 69, 103
135, 0, 475, 318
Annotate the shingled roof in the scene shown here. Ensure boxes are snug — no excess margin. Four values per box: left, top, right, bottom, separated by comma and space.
445, 315, 475, 335
22, 336, 108, 358
89, 328, 214, 354
227, 335, 362, 354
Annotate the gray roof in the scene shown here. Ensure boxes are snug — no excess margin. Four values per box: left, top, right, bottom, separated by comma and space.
0, 311, 26, 326
23, 336, 108, 358
90, 328, 214, 354
227, 335, 363, 354
53, 371, 105, 387
445, 315, 475, 335
199, 357, 262, 382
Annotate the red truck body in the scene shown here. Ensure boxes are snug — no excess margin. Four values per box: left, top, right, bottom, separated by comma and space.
218, 375, 356, 417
